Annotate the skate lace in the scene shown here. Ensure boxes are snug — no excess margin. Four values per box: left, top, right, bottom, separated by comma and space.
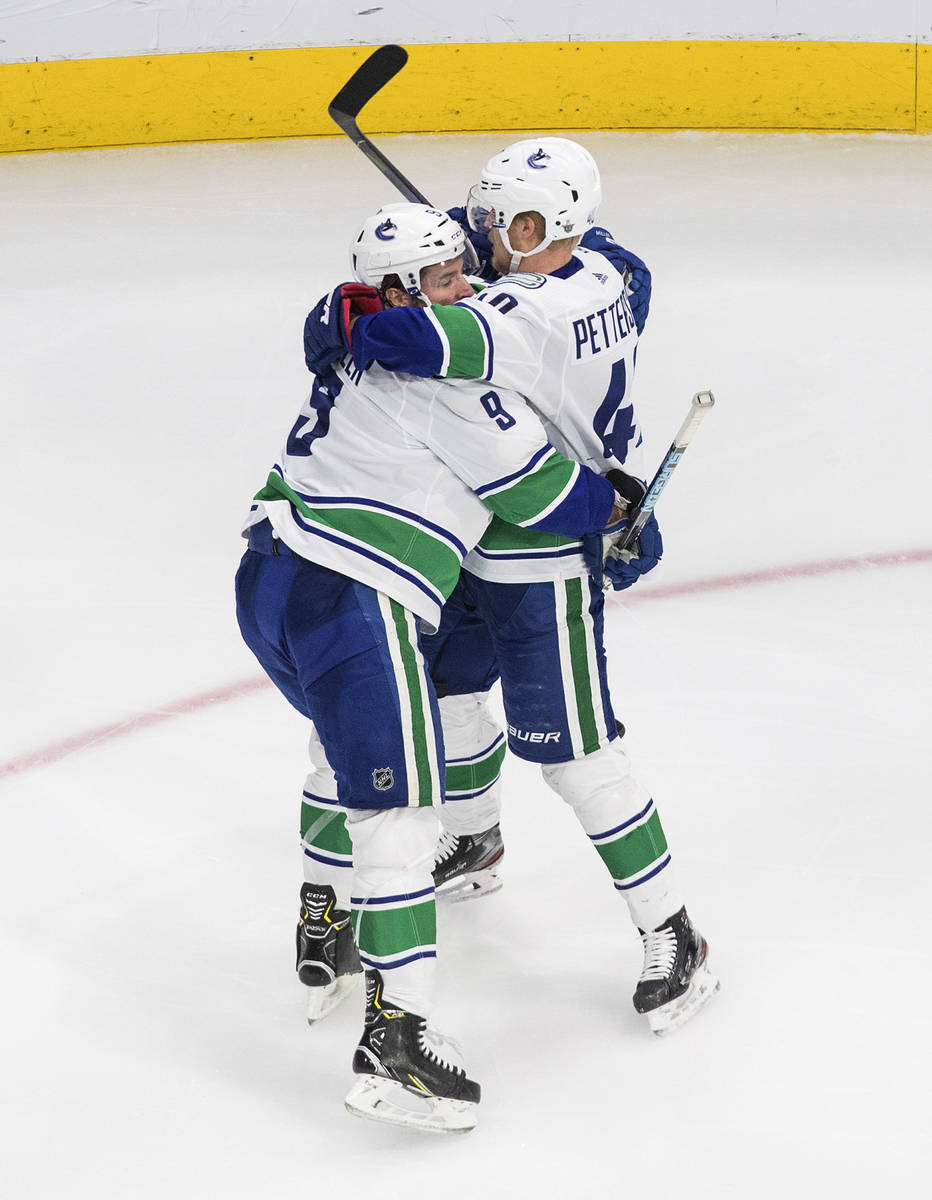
434, 831, 461, 867
417, 1022, 466, 1077
639, 926, 678, 982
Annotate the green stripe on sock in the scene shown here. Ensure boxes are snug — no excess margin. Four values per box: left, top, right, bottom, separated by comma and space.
445, 740, 506, 795
593, 809, 669, 882
300, 802, 352, 855
352, 898, 437, 958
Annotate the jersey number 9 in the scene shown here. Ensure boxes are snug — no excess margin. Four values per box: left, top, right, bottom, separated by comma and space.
480, 389, 516, 431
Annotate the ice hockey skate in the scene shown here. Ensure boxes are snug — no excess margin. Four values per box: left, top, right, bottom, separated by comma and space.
296, 882, 362, 1024
633, 906, 720, 1036
432, 824, 504, 902
345, 969, 481, 1134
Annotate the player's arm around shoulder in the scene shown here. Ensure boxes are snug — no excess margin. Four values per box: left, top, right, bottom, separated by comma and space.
351, 285, 540, 382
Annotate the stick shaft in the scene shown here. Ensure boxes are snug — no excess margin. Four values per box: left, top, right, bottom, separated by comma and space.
328, 45, 431, 203
620, 391, 716, 549
328, 45, 480, 270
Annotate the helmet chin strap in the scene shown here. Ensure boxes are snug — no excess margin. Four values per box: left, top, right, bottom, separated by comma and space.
497, 222, 555, 274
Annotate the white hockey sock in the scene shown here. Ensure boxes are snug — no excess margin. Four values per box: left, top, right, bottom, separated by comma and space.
301, 802, 353, 905
543, 741, 684, 931
624, 875, 685, 933
300, 727, 353, 907
347, 806, 439, 1018
438, 691, 505, 836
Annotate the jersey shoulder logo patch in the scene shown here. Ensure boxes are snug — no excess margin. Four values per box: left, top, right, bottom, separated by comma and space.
500, 272, 547, 290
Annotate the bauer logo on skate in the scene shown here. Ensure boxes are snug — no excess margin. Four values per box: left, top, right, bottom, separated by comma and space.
508, 726, 560, 744
572, 295, 634, 359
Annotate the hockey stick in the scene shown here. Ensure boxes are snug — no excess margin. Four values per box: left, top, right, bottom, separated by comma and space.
328, 45, 431, 204
328, 45, 481, 272
619, 391, 716, 551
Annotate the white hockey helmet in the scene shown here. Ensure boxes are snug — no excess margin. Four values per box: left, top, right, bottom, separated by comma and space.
466, 137, 602, 264
351, 203, 470, 299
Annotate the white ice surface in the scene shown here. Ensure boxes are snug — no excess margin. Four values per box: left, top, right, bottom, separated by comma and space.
1, 131, 931, 1198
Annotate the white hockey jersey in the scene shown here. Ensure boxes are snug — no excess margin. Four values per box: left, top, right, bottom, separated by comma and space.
243, 356, 614, 631
350, 246, 645, 582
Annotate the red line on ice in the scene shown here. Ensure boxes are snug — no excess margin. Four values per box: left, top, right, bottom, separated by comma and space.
613, 546, 932, 604
2, 547, 930, 781
0, 676, 270, 781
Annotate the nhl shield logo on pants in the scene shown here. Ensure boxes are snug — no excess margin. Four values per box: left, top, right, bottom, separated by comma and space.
372, 767, 395, 791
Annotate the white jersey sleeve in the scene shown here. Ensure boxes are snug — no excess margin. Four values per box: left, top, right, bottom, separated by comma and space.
244, 359, 613, 629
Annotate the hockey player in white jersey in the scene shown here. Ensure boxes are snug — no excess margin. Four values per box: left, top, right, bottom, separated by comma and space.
236, 202, 636, 1131
304, 139, 719, 1037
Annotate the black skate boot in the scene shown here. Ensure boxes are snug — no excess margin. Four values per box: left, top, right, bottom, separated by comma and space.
345, 969, 481, 1133
432, 824, 504, 902
633, 906, 720, 1036
296, 883, 362, 1023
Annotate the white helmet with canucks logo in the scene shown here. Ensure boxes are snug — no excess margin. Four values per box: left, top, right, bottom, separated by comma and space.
466, 137, 602, 265
351, 203, 471, 299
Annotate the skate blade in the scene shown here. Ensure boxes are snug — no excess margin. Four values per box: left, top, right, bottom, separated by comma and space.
345, 1075, 478, 1134
305, 972, 361, 1024
647, 959, 720, 1037
435, 868, 503, 904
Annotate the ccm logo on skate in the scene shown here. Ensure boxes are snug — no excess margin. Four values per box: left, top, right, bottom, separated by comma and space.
508, 726, 560, 744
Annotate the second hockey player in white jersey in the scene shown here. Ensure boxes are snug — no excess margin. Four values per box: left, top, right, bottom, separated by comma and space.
236, 203, 635, 1132
304, 139, 719, 1039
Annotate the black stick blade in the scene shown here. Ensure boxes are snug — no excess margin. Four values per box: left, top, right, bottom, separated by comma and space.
326, 43, 432, 207
329, 45, 409, 126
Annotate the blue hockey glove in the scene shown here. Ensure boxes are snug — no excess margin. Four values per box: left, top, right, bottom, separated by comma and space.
580, 226, 652, 334
303, 283, 382, 374
583, 499, 662, 591
582, 517, 627, 591
582, 468, 646, 588
601, 512, 663, 592
448, 206, 497, 280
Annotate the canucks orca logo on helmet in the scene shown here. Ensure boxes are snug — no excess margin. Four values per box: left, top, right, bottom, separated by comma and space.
375, 219, 398, 241
526, 148, 551, 169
